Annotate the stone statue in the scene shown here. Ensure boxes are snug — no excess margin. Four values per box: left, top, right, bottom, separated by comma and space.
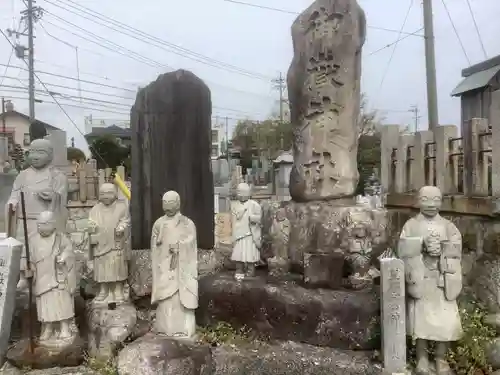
88, 183, 130, 305
31, 211, 77, 347
231, 182, 262, 280
287, 0, 366, 201
6, 139, 68, 290
151, 191, 198, 339
398, 186, 463, 375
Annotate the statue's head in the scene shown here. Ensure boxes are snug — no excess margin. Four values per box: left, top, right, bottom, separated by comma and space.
418, 186, 442, 218
37, 211, 56, 237
28, 139, 53, 169
162, 190, 180, 217
236, 183, 251, 202
99, 183, 117, 206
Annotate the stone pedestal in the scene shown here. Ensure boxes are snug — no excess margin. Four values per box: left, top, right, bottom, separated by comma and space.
303, 251, 344, 289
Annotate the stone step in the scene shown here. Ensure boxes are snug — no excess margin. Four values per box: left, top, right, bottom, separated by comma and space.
197, 272, 381, 350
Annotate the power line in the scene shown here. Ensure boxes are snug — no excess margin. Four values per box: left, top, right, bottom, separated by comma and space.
367, 28, 423, 56
222, 0, 424, 37
0, 63, 138, 92
0, 27, 109, 165
440, 0, 471, 65
464, 0, 487, 59
377, 0, 414, 93
2, 82, 267, 116
38, 20, 276, 99
42, 0, 273, 80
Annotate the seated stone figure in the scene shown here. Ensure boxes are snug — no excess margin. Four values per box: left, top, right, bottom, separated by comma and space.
398, 186, 463, 375
30, 211, 77, 347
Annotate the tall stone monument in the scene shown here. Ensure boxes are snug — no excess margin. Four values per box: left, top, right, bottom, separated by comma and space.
130, 70, 214, 250
287, 0, 366, 202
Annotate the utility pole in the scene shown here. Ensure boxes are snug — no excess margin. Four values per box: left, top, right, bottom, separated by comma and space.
272, 72, 287, 150
225, 116, 231, 166
10, 0, 43, 140
409, 105, 421, 133
2, 97, 6, 134
422, 0, 439, 131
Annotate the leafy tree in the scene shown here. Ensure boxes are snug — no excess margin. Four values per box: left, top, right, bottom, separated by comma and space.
67, 147, 86, 162
88, 135, 130, 169
9, 143, 25, 170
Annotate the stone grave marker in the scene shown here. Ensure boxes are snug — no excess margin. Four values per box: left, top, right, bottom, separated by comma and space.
380, 257, 406, 374
0, 235, 22, 362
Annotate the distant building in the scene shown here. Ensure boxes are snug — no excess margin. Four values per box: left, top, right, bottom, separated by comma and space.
0, 100, 66, 153
451, 54, 500, 127
85, 125, 132, 147
211, 120, 228, 159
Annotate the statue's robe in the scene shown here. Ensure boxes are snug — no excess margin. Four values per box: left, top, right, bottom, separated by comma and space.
89, 200, 130, 283
231, 199, 262, 263
151, 213, 198, 337
399, 213, 463, 342
6, 166, 68, 269
32, 231, 76, 323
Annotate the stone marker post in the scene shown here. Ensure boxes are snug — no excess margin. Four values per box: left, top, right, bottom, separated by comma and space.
380, 257, 407, 374
0, 235, 22, 362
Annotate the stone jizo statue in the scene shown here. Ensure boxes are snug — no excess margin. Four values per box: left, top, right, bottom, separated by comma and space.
30, 211, 76, 347
6, 139, 68, 290
88, 183, 131, 305
151, 191, 198, 339
231, 182, 262, 280
398, 186, 463, 375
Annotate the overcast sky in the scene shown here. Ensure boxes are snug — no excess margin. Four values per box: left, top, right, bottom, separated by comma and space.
0, 0, 499, 152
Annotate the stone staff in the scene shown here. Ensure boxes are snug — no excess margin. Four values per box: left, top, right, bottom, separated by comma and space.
20, 191, 34, 353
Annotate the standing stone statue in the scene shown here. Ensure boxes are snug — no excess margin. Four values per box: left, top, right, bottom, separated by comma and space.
398, 186, 463, 374
231, 183, 262, 280
151, 191, 198, 339
88, 183, 130, 305
6, 138, 68, 289
287, 0, 366, 201
31, 211, 77, 347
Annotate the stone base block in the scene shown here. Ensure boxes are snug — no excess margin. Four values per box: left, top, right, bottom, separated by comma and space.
197, 272, 380, 350
303, 251, 344, 288
6, 336, 84, 369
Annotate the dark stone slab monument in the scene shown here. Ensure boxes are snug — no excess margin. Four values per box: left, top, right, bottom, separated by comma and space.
131, 69, 214, 250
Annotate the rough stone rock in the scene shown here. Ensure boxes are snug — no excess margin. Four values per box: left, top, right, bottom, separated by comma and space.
197, 272, 380, 350
213, 341, 382, 375
470, 255, 500, 313
287, 0, 366, 201
117, 333, 213, 375
87, 302, 137, 359
6, 337, 85, 369
128, 249, 152, 298
303, 251, 344, 289
0, 362, 21, 375
129, 247, 233, 298
131, 70, 214, 250
264, 201, 388, 274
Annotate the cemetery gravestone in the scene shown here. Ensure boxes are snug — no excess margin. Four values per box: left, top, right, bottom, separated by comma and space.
0, 235, 22, 362
380, 257, 406, 374
130, 70, 214, 250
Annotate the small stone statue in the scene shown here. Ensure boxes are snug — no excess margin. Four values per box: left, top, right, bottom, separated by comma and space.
345, 212, 374, 289
231, 182, 262, 280
398, 186, 463, 375
88, 183, 130, 305
6, 139, 68, 290
151, 191, 198, 339
31, 211, 77, 347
